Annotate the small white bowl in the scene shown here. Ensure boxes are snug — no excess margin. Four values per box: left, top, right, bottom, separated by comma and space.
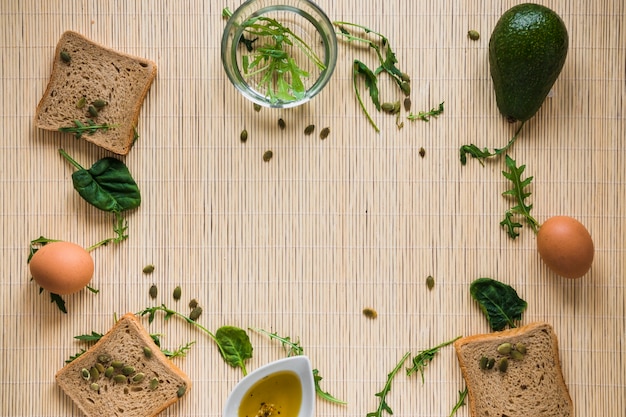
223, 356, 315, 417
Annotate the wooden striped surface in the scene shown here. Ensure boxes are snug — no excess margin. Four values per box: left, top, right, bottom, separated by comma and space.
1, 0, 624, 416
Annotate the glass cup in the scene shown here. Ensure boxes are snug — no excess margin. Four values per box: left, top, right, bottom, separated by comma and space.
221, 0, 337, 108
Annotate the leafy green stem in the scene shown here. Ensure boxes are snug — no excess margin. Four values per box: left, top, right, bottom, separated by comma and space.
449, 387, 469, 417
460, 121, 526, 166
406, 336, 462, 383
58, 148, 85, 170
366, 351, 411, 417
500, 154, 540, 238
250, 327, 346, 405
137, 305, 252, 375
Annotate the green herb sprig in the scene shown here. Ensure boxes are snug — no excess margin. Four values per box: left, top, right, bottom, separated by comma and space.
224, 7, 326, 104
500, 154, 540, 238
459, 121, 526, 165
250, 327, 347, 405
367, 337, 462, 417
59, 119, 117, 139
66, 329, 196, 363
335, 22, 411, 132
367, 351, 410, 417
449, 387, 469, 417
406, 335, 462, 383
408, 101, 445, 122
137, 305, 253, 375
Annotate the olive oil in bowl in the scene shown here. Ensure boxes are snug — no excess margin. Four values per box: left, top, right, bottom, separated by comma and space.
238, 371, 302, 417
223, 356, 315, 417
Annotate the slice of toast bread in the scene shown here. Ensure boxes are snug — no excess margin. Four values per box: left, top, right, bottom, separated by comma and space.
454, 322, 573, 417
55, 313, 191, 417
35, 31, 156, 155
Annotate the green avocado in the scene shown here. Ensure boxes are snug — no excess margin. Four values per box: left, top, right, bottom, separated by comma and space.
489, 3, 568, 122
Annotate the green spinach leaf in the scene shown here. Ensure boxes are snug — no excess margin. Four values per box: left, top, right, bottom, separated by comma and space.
215, 326, 253, 375
469, 278, 527, 331
59, 149, 141, 213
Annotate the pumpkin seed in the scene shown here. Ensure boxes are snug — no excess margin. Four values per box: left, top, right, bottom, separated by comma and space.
419, 147, 426, 158
262, 150, 273, 162
87, 105, 99, 118
486, 358, 496, 370
94, 363, 105, 374
104, 366, 115, 378
278, 118, 286, 130
362, 307, 377, 319
381, 102, 397, 113
132, 373, 146, 383
173, 286, 182, 300
60, 50, 71, 63
121, 365, 135, 376
97, 354, 111, 363
90, 383, 100, 392
111, 360, 124, 369
189, 306, 203, 321
92, 99, 108, 109
188, 298, 198, 309
426, 275, 435, 290
400, 72, 411, 83
143, 346, 153, 359
515, 342, 527, 355
304, 124, 315, 135
510, 350, 524, 361
497, 343, 512, 355
400, 80, 411, 96
81, 368, 91, 381
319, 127, 330, 140
177, 384, 187, 397
149, 285, 158, 299
149, 378, 159, 390
403, 97, 412, 112
76, 96, 87, 109
113, 374, 127, 384
143, 264, 155, 274
468, 30, 480, 41
240, 129, 248, 143
479, 356, 489, 370
253, 103, 262, 112
498, 357, 508, 373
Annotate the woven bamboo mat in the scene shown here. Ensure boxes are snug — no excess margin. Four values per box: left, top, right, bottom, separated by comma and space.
1, 0, 624, 416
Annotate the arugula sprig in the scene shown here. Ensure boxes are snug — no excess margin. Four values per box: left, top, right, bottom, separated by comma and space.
500, 155, 540, 238
367, 351, 410, 417
335, 21, 412, 132
224, 5, 326, 104
406, 335, 462, 383
250, 327, 346, 405
408, 101, 445, 122
335, 22, 410, 93
459, 121, 526, 165
368, 336, 461, 417
137, 305, 253, 375
59, 119, 117, 139
449, 387, 469, 417
66, 329, 196, 363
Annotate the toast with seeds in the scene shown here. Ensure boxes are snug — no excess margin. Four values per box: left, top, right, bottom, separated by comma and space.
35, 31, 156, 155
454, 322, 573, 417
55, 313, 191, 417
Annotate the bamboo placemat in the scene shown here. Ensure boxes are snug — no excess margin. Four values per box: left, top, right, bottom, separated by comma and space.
1, 0, 624, 416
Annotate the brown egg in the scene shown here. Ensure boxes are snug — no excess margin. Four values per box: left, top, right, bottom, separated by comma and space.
29, 241, 94, 294
537, 216, 594, 279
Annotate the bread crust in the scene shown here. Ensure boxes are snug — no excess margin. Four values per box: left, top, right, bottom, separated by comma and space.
35, 31, 157, 155
55, 313, 191, 417
454, 322, 573, 417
